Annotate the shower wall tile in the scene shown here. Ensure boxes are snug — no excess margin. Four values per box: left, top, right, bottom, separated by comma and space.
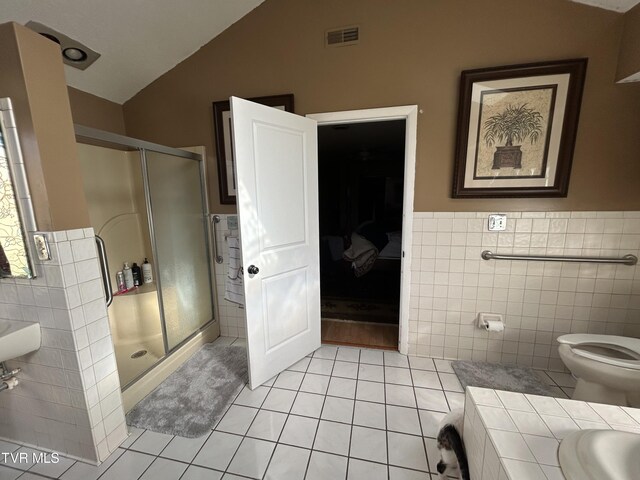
0, 228, 126, 464
408, 211, 640, 371
212, 214, 246, 338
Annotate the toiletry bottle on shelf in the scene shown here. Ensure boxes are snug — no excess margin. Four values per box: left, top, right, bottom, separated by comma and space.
123, 262, 134, 289
116, 271, 126, 292
132, 262, 141, 286
142, 258, 153, 284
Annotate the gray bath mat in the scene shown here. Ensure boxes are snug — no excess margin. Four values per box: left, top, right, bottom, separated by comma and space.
452, 360, 555, 396
126, 343, 248, 438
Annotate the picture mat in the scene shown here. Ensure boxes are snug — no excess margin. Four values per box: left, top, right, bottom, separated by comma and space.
463, 73, 569, 189
474, 85, 555, 179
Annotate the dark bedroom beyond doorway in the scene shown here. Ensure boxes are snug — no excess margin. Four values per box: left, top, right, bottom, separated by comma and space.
318, 119, 406, 349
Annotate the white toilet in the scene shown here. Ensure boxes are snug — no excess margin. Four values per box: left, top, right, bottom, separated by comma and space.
557, 334, 640, 407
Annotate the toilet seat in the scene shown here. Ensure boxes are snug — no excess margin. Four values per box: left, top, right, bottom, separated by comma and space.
557, 334, 640, 371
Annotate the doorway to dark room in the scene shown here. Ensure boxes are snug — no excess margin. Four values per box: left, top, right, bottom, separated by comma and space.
318, 120, 405, 349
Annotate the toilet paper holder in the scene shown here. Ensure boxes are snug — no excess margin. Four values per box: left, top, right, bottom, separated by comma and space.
477, 312, 505, 332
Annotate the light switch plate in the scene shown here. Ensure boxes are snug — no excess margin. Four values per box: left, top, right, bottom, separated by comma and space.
488, 214, 507, 231
227, 215, 238, 230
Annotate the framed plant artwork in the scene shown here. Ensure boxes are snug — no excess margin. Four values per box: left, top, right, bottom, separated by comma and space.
452, 59, 587, 198
213, 94, 294, 204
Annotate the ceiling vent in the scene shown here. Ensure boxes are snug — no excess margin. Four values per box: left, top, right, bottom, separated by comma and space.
25, 21, 100, 70
325, 26, 359, 47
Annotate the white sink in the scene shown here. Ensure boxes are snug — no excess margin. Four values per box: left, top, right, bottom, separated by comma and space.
559, 429, 640, 480
0, 319, 41, 363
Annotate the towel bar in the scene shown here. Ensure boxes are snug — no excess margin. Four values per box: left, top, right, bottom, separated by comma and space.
481, 250, 638, 266
211, 215, 223, 264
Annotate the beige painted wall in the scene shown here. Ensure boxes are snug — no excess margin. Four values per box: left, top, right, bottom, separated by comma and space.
68, 87, 126, 134
617, 3, 640, 81
0, 22, 89, 230
0, 23, 44, 223
123, 0, 640, 214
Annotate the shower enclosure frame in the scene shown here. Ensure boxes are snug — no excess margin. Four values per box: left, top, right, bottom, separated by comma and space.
75, 124, 216, 389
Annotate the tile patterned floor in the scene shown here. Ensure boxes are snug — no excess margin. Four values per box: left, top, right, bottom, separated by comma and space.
0, 338, 576, 480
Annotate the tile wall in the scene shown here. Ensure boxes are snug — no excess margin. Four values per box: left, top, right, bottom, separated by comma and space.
408, 211, 640, 371
212, 214, 246, 338
0, 228, 127, 463
463, 385, 640, 479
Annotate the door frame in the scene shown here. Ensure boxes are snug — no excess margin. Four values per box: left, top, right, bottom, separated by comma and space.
307, 105, 418, 354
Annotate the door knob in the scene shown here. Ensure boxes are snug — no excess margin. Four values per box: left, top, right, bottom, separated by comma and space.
247, 265, 259, 275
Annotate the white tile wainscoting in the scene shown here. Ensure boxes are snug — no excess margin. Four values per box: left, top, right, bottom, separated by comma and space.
463, 386, 640, 479
212, 214, 246, 338
0, 228, 127, 463
408, 211, 640, 370
213, 211, 640, 365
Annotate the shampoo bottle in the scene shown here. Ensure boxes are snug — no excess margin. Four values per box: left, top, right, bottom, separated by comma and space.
131, 262, 142, 286
116, 271, 126, 292
123, 262, 134, 289
142, 258, 153, 284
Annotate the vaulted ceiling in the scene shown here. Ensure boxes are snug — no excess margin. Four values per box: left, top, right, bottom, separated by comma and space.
0, 0, 265, 103
0, 0, 636, 104
571, 0, 639, 11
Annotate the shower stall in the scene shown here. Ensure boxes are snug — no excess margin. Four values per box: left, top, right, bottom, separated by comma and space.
74, 126, 215, 390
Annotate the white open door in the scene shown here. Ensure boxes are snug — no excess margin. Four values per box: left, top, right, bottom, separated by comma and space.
230, 96, 321, 389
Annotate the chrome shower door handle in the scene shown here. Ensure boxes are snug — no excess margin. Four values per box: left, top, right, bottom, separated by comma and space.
95, 235, 113, 307
212, 215, 223, 264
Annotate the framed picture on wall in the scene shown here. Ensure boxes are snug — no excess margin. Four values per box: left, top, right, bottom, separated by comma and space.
452, 58, 587, 198
212, 94, 295, 204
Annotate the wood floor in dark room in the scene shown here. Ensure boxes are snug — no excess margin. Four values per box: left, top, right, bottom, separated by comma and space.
321, 318, 398, 350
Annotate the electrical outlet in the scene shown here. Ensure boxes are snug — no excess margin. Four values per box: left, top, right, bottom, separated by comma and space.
488, 214, 507, 231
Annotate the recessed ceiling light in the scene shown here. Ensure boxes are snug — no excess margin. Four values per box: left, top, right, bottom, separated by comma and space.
62, 47, 88, 62
26, 21, 100, 71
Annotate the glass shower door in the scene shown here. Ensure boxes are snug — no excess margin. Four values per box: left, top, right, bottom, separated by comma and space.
144, 150, 214, 351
